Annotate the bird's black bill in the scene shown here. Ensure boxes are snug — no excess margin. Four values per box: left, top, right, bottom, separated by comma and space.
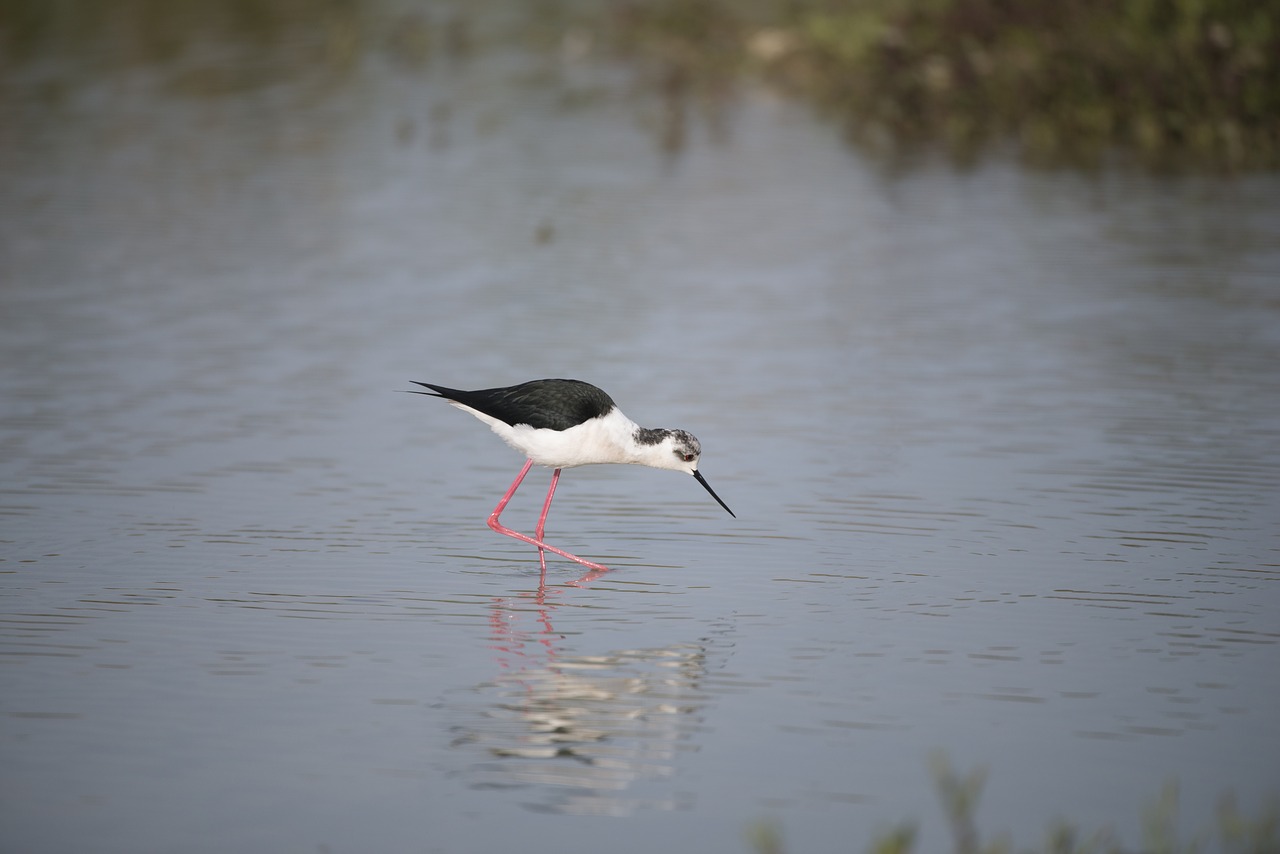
693, 470, 736, 518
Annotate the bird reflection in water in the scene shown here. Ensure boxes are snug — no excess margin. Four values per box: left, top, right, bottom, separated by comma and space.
449, 567, 718, 815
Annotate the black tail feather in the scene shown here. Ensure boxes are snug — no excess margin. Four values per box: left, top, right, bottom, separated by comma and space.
407, 381, 456, 399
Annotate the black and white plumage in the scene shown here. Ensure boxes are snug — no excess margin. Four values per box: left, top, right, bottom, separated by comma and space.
410, 378, 734, 572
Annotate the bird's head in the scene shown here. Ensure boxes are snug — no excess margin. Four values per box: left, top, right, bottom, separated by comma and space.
635, 428, 735, 517
650, 429, 702, 474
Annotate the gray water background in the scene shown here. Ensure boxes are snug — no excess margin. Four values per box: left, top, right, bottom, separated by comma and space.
2, 6, 1279, 853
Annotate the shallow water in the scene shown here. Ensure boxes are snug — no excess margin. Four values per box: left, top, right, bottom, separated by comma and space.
3, 7, 1279, 853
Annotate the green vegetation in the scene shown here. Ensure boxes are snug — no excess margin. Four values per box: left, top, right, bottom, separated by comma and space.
3, 0, 1275, 169
746, 753, 1280, 854
604, 0, 1280, 170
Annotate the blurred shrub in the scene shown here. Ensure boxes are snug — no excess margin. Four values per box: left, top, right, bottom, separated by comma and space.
745, 752, 1280, 854
607, 0, 1280, 169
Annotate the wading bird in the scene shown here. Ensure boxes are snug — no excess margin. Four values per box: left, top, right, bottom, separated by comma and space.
410, 378, 734, 571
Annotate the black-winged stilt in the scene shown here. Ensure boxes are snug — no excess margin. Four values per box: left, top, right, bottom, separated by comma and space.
410, 378, 734, 571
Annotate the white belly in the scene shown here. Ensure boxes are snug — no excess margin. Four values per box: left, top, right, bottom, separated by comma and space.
451, 403, 641, 468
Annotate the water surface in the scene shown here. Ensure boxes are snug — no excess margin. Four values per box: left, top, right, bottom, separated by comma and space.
2, 7, 1279, 853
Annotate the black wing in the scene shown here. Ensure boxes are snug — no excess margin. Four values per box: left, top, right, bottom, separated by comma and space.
410, 379, 616, 431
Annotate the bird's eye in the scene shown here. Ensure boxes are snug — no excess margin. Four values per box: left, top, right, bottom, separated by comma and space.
681, 453, 695, 462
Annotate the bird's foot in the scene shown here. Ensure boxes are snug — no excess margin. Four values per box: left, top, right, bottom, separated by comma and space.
488, 517, 610, 572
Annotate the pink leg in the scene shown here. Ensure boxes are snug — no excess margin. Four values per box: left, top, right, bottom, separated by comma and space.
487, 460, 609, 572
535, 468, 559, 540
533, 469, 561, 572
